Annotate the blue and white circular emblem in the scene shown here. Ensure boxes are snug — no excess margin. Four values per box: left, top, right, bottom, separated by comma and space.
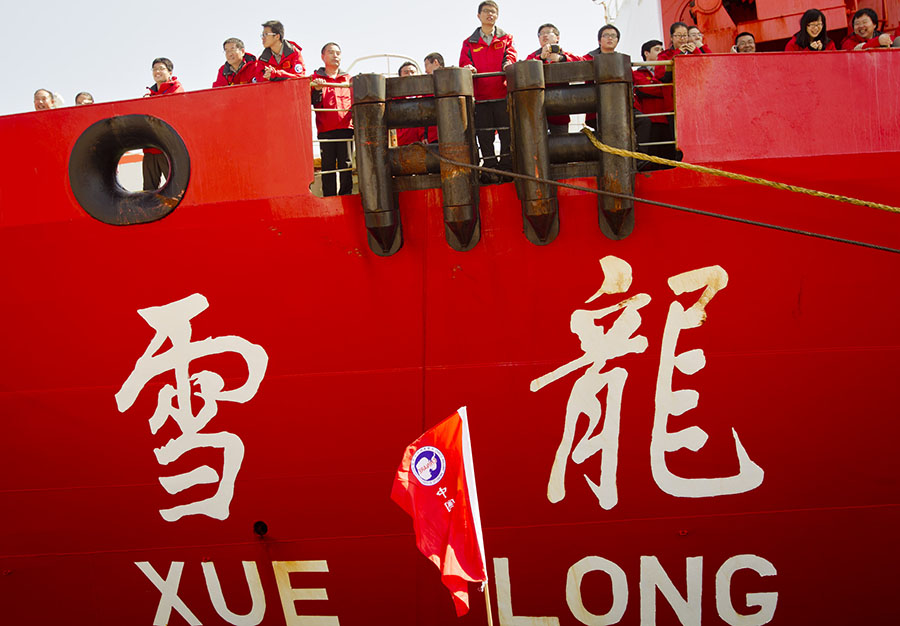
411, 446, 446, 486
294, 63, 303, 73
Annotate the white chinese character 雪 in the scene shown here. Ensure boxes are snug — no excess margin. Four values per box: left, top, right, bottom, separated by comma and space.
115, 294, 269, 522
531, 256, 650, 510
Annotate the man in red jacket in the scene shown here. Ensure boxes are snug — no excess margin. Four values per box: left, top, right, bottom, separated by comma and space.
526, 24, 582, 135
633, 39, 675, 164
311, 43, 353, 196
143, 57, 184, 191
459, 0, 516, 178
257, 20, 305, 81
840, 8, 893, 50
213, 38, 257, 87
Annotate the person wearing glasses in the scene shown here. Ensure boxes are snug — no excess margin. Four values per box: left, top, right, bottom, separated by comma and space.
525, 23, 583, 136
785, 9, 835, 51
143, 58, 184, 190
460, 1, 517, 181
257, 20, 305, 81
583, 25, 621, 131
213, 38, 258, 87
732, 32, 757, 53
687, 26, 712, 53
586, 24, 621, 57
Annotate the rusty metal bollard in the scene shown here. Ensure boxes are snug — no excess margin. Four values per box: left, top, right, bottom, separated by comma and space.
506, 60, 558, 245
353, 73, 402, 256
432, 67, 480, 252
593, 53, 635, 240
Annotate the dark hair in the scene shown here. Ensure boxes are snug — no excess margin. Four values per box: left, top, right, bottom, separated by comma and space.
852, 8, 880, 29
151, 57, 174, 72
321, 42, 340, 54
398, 61, 417, 76
34, 88, 52, 98
734, 31, 755, 45
670, 21, 689, 36
640, 39, 663, 60
688, 25, 701, 34
598, 24, 620, 41
424, 52, 445, 67
261, 20, 284, 41
75, 91, 93, 102
223, 37, 245, 50
478, 1, 498, 13
795, 9, 831, 50
537, 23, 559, 37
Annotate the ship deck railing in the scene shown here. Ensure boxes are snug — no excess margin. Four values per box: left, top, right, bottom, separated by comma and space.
309, 59, 677, 195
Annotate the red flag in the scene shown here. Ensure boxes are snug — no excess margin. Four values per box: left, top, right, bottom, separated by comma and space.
391, 407, 487, 616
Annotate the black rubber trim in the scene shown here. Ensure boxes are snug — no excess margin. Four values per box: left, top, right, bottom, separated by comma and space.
69, 114, 190, 225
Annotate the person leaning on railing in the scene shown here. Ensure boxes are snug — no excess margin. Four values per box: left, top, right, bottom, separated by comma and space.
785, 9, 835, 51
687, 26, 712, 53
310, 42, 353, 197
840, 8, 893, 50
256, 20, 306, 81
632, 40, 676, 164
213, 38, 258, 87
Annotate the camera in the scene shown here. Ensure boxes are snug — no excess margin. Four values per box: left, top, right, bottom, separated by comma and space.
549, 44, 560, 53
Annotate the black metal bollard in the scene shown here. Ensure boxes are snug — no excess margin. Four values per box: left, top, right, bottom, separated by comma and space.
353, 73, 402, 256
432, 67, 480, 252
593, 53, 635, 240
506, 60, 558, 245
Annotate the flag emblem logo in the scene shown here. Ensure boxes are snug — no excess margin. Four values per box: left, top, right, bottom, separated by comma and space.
411, 446, 446, 486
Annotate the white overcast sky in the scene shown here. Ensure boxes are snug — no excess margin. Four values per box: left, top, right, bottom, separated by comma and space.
1, 0, 661, 116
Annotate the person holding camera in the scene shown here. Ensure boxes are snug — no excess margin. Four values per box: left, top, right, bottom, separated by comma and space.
526, 23, 583, 135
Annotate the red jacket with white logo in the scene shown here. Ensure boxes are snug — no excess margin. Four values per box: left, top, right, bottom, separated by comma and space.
256, 40, 306, 81
526, 48, 584, 127
310, 68, 353, 134
144, 78, 184, 154
213, 53, 258, 87
459, 28, 517, 101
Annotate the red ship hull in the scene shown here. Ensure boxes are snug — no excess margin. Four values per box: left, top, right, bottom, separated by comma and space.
1, 51, 898, 625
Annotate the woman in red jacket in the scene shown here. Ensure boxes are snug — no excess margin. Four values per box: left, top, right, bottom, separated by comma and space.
785, 9, 836, 51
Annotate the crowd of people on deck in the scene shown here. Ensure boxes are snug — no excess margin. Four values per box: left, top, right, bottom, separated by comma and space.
32, 3, 900, 193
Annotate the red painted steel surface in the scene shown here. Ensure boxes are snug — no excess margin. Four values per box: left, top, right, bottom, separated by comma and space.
2, 53, 900, 625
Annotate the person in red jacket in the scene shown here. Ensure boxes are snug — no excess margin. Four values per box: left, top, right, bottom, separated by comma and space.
583, 24, 621, 130
311, 42, 353, 196
841, 8, 893, 50
526, 23, 582, 135
785, 9, 836, 51
633, 39, 676, 165
459, 0, 516, 177
143, 57, 184, 191
395, 62, 428, 146
257, 20, 305, 81
688, 26, 713, 53
213, 38, 258, 87
653, 23, 699, 161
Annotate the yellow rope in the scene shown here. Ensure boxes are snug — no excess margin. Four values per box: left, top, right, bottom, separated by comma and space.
581, 128, 900, 215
